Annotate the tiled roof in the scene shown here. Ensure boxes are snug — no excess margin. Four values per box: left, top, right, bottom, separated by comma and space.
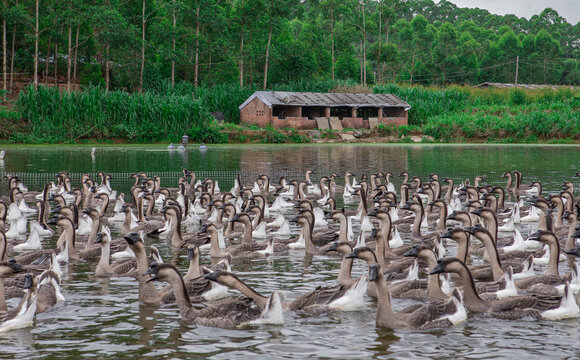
239, 91, 411, 110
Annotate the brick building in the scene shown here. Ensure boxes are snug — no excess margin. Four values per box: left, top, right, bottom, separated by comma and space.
238, 91, 410, 130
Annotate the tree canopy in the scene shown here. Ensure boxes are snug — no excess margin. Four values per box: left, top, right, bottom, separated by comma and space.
1, 0, 578, 93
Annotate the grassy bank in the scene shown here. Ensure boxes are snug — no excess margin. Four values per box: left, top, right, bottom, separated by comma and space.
2, 81, 579, 144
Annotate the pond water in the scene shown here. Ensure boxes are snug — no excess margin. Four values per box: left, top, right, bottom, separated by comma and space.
0, 144, 579, 359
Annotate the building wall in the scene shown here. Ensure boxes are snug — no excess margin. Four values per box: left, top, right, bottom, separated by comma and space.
239, 97, 271, 127
240, 98, 409, 129
272, 117, 317, 129
341, 117, 368, 129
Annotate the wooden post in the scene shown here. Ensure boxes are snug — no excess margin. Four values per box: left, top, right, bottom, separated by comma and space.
378, 107, 383, 119
351, 108, 357, 118
325, 107, 330, 118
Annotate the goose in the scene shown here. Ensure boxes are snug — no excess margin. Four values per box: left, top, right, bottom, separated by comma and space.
366, 263, 465, 329
403, 244, 452, 301
463, 225, 531, 280
204, 268, 366, 312
36, 269, 65, 313
160, 205, 207, 248
289, 214, 334, 255
514, 230, 572, 290
159, 245, 229, 304
430, 257, 562, 319
95, 226, 137, 277
0, 260, 26, 311
34, 201, 54, 236
0, 273, 38, 333
399, 201, 438, 242
200, 223, 278, 259
144, 263, 283, 327
124, 232, 161, 306
13, 224, 42, 251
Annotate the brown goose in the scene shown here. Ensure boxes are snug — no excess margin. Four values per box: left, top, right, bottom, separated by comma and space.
94, 227, 137, 277
430, 257, 561, 319
204, 268, 364, 312
143, 263, 281, 328
160, 245, 230, 304
124, 232, 161, 306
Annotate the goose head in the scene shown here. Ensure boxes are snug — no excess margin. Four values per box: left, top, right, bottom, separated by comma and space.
187, 245, 199, 262
0, 259, 25, 277
429, 257, 466, 275
403, 243, 431, 259
440, 227, 468, 241
143, 262, 179, 283
123, 232, 142, 247
368, 263, 381, 282
345, 247, 378, 264
527, 230, 558, 245
324, 241, 352, 255
565, 245, 580, 257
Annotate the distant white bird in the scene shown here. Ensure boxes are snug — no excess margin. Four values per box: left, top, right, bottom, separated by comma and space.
0, 150, 5, 159
167, 143, 175, 150
199, 143, 208, 152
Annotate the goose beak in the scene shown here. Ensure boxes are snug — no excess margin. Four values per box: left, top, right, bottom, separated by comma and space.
370, 228, 378, 238
440, 228, 456, 239
22, 274, 34, 289
203, 270, 221, 281
564, 245, 580, 257
46, 217, 58, 225
345, 248, 360, 259
368, 264, 380, 282
187, 247, 195, 262
95, 233, 103, 244
445, 212, 456, 221
429, 260, 446, 275
325, 242, 339, 253
8, 259, 25, 273
289, 215, 299, 223
403, 245, 421, 257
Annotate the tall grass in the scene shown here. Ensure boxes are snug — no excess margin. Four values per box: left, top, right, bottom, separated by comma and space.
374, 84, 469, 125
17, 85, 209, 143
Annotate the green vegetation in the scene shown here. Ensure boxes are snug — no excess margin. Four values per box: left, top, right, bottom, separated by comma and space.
0, 1, 577, 94
6, 81, 578, 144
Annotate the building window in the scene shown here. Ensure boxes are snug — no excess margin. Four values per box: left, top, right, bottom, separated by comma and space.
256, 110, 265, 117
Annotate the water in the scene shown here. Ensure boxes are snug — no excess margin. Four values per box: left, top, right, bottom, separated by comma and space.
0, 144, 579, 359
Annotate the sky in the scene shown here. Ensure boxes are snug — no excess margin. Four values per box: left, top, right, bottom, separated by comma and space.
444, 0, 580, 25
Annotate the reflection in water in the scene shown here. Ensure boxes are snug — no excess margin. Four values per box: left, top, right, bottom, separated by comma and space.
370, 328, 400, 358
137, 306, 159, 345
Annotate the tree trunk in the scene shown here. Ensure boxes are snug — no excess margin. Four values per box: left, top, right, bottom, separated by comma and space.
54, 43, 58, 85
409, 46, 416, 85
194, 5, 199, 87
105, 43, 110, 91
377, 0, 381, 84
171, 1, 176, 87
140, 0, 146, 91
263, 21, 272, 90
239, 27, 244, 87
34, 0, 39, 89
362, 0, 366, 87
45, 37, 51, 84
330, 4, 334, 81
73, 23, 79, 84
9, 22, 15, 92
2, 8, 6, 97
67, 24, 72, 91
208, 32, 212, 86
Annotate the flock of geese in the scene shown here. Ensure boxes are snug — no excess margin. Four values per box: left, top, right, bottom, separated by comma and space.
0, 168, 580, 332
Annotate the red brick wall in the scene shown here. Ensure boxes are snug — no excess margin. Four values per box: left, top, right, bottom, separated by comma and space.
272, 117, 316, 129
240, 97, 271, 127
341, 117, 369, 129
378, 117, 407, 126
